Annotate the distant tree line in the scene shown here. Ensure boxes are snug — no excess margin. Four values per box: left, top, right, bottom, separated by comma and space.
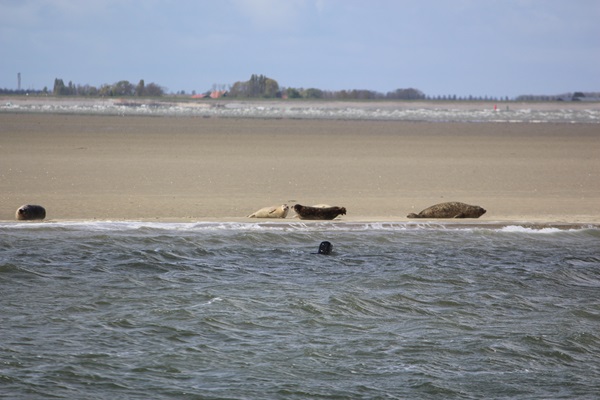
51, 78, 165, 97
228, 74, 280, 98
515, 92, 600, 102
2, 74, 598, 102
284, 87, 426, 100
225, 74, 427, 100
425, 94, 512, 102
0, 88, 46, 95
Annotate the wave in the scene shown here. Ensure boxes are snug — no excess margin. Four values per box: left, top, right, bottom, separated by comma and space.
1, 220, 598, 234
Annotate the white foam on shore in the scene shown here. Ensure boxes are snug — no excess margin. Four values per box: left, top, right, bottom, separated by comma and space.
499, 225, 563, 234
2, 220, 597, 233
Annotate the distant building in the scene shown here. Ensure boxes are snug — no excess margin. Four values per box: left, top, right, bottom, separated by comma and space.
191, 90, 227, 99
210, 90, 227, 99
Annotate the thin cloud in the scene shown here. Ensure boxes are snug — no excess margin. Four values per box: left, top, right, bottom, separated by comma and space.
231, 0, 316, 31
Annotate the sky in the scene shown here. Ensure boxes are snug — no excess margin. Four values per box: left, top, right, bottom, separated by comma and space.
1, 0, 599, 98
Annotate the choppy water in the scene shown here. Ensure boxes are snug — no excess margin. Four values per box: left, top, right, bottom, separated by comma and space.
1, 222, 599, 399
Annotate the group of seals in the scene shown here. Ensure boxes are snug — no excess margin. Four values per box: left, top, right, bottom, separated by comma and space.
13, 201, 484, 222
247, 203, 347, 220
247, 201, 485, 220
15, 204, 46, 221
407, 202, 486, 219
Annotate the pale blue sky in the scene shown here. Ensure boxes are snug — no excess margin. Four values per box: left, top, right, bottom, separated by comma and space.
1, 0, 599, 98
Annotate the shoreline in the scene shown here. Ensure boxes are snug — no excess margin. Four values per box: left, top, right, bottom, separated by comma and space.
3, 218, 599, 231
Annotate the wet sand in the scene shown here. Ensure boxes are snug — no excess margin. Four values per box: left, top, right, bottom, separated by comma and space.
1, 113, 599, 224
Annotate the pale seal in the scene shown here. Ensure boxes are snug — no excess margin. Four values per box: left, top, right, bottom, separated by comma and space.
248, 204, 290, 218
16, 204, 47, 221
293, 204, 346, 220
407, 202, 486, 219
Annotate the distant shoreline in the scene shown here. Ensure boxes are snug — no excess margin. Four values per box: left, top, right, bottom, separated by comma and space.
2, 96, 599, 123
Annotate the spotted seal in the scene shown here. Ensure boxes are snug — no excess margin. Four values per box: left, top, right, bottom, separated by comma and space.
248, 204, 290, 218
407, 202, 486, 219
16, 204, 47, 221
293, 204, 346, 220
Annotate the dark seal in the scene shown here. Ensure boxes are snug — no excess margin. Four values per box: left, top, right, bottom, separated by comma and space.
16, 204, 47, 221
318, 241, 333, 255
407, 202, 486, 219
293, 204, 346, 220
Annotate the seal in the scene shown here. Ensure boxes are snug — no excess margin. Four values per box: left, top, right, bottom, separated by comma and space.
293, 204, 346, 220
247, 204, 289, 218
292, 204, 332, 218
318, 241, 333, 255
16, 204, 46, 221
407, 202, 486, 219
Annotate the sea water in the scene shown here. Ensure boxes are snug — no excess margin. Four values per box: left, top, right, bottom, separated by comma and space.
1, 221, 599, 399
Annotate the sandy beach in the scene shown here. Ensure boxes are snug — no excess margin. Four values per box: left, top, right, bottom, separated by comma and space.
1, 111, 599, 224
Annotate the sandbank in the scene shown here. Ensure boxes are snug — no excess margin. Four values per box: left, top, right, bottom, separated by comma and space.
1, 112, 599, 225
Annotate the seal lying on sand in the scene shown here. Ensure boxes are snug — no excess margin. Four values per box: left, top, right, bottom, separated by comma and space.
407, 202, 486, 219
292, 204, 332, 218
293, 204, 346, 220
16, 204, 46, 221
248, 204, 289, 218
